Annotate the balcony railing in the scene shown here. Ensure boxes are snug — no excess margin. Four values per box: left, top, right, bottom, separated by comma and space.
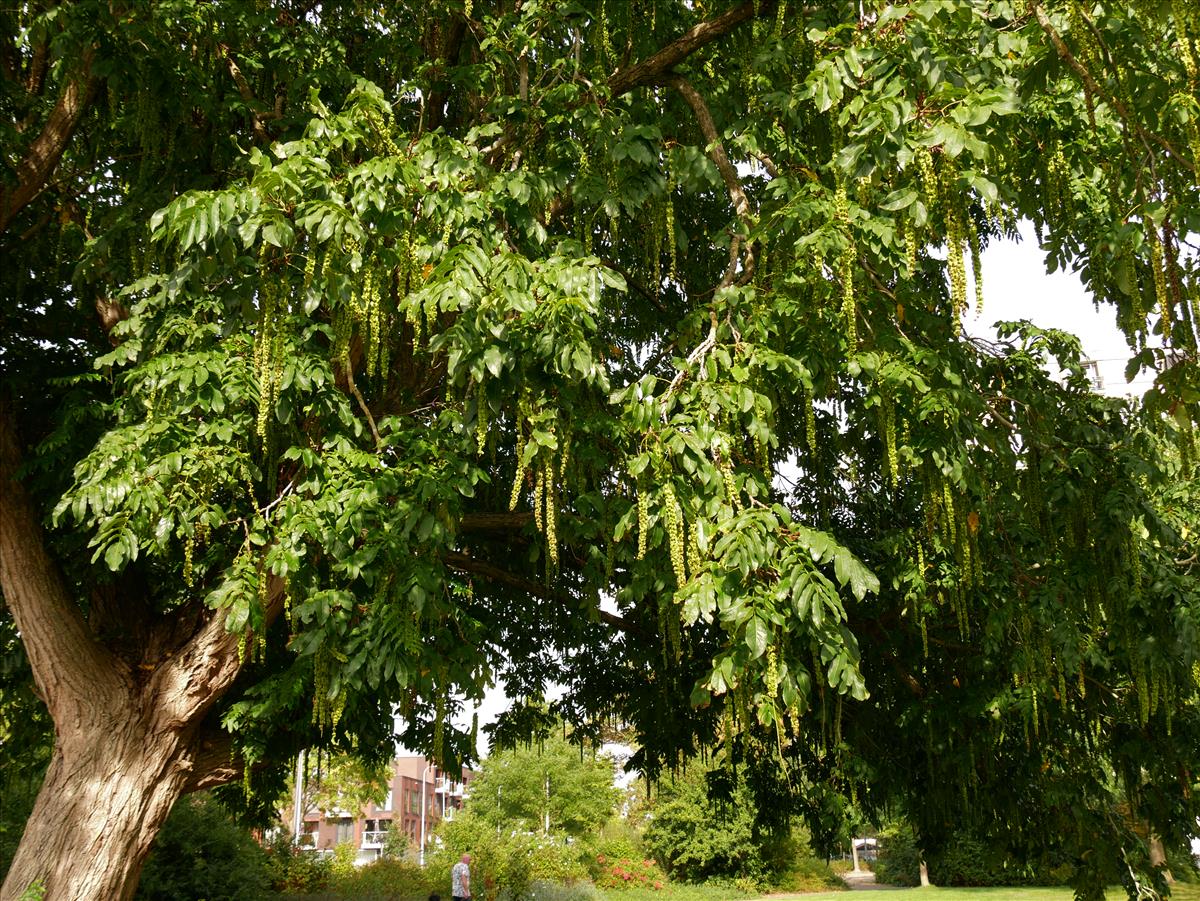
362, 830, 389, 848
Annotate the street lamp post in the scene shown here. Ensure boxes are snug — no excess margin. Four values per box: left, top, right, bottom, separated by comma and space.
291, 750, 306, 845
419, 762, 434, 866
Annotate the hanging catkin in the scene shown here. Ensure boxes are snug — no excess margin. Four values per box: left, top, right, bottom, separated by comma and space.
835, 176, 858, 348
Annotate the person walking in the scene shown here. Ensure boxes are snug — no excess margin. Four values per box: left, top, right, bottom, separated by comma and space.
451, 853, 471, 901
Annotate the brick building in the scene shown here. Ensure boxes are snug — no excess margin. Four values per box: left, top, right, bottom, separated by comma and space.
298, 754, 472, 864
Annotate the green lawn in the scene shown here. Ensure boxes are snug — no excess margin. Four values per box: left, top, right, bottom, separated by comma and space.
764, 885, 1200, 901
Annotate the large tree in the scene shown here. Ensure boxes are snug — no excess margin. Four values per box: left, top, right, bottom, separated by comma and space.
1, 2, 1198, 899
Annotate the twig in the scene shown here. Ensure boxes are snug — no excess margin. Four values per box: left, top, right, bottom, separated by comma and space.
260, 477, 298, 519
660, 309, 719, 420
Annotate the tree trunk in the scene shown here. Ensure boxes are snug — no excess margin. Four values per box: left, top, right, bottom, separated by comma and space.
851, 839, 861, 873
919, 858, 931, 887
0, 397, 261, 901
1148, 834, 1174, 883
0, 714, 197, 901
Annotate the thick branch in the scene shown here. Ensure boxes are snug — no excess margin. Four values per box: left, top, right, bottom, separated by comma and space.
608, 1, 772, 97
426, 17, 468, 132
662, 74, 755, 288
663, 75, 751, 226
0, 394, 127, 724
0, 48, 97, 234
149, 574, 288, 731
220, 44, 278, 144
344, 361, 382, 448
441, 550, 633, 635
1032, 4, 1195, 174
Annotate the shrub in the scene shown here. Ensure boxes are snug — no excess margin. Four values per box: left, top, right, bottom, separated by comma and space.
428, 811, 588, 901
264, 835, 332, 894
873, 826, 1073, 888
381, 825, 412, 861
641, 767, 793, 884
594, 856, 667, 891
135, 793, 272, 900
771, 857, 847, 893
591, 837, 642, 870
327, 857, 441, 899
330, 842, 359, 879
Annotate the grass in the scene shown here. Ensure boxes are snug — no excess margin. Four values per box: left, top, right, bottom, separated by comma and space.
765, 885, 1200, 901
290, 882, 1200, 901
597, 885, 753, 901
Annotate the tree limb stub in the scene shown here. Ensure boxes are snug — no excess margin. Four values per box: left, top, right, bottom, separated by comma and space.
662, 73, 755, 290
0, 48, 98, 235
183, 725, 274, 793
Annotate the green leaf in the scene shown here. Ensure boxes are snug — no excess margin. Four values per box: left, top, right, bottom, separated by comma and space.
745, 617, 770, 660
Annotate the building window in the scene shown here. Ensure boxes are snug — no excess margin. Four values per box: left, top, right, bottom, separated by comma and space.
381, 788, 393, 811
333, 817, 354, 846
407, 790, 421, 814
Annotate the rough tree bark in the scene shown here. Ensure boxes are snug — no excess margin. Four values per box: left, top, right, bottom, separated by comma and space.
6, 715, 201, 900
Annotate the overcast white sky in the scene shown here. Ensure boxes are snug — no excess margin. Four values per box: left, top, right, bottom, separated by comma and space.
441, 222, 1149, 759
968, 221, 1154, 396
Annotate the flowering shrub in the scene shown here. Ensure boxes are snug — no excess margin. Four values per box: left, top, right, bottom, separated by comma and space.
594, 856, 667, 890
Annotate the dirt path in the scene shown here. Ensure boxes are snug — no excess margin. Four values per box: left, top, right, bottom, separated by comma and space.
841, 871, 900, 891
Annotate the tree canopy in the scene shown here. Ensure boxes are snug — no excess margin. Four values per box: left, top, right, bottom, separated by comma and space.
0, 2, 1198, 899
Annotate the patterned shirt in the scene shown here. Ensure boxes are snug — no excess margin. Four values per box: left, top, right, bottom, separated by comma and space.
452, 861, 470, 898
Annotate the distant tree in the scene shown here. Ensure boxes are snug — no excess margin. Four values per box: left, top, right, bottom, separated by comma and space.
642, 765, 789, 884
308, 753, 392, 819
467, 733, 618, 839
